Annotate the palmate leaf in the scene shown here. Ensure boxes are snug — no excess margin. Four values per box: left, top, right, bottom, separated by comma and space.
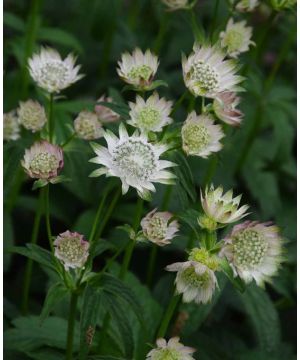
238, 284, 281, 354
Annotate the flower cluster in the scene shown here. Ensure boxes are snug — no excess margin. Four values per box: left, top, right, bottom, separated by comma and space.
3, 111, 20, 141
17, 99, 47, 132
74, 110, 103, 140
161, 0, 197, 11
147, 337, 196, 360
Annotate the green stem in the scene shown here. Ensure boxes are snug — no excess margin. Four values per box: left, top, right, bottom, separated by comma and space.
146, 245, 157, 286
188, 9, 205, 43
153, 12, 170, 53
210, 0, 220, 40
62, 133, 76, 148
45, 184, 53, 252
88, 190, 109, 243
157, 293, 181, 338
65, 292, 78, 360
119, 197, 144, 280
21, 188, 44, 314
204, 155, 218, 186
48, 93, 54, 143
20, 0, 41, 99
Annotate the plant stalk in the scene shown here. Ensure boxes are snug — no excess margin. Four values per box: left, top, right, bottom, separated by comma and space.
48, 93, 54, 143
45, 184, 53, 252
65, 292, 78, 360
157, 293, 181, 338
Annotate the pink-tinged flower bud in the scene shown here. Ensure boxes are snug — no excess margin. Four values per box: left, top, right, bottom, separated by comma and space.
54, 231, 89, 271
141, 209, 179, 246
95, 95, 120, 123
18, 99, 47, 132
21, 140, 63, 180
213, 92, 243, 127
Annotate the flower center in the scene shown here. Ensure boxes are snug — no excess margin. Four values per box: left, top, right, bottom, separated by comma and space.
128, 65, 153, 81
224, 29, 244, 52
112, 139, 157, 181
153, 348, 181, 360
233, 229, 268, 268
138, 107, 161, 130
30, 152, 59, 176
57, 237, 86, 263
189, 248, 219, 270
147, 215, 168, 240
40, 61, 68, 89
181, 266, 210, 287
190, 61, 219, 95
182, 122, 211, 153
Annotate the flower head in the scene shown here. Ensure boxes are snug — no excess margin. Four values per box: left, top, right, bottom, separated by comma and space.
146, 337, 196, 360
181, 111, 224, 158
18, 99, 47, 132
161, 0, 196, 11
167, 259, 217, 304
95, 95, 120, 123
220, 19, 255, 58
28, 47, 83, 93
182, 44, 244, 98
117, 48, 159, 89
74, 110, 103, 140
200, 185, 249, 229
54, 231, 89, 271
141, 209, 179, 246
236, 0, 260, 12
128, 93, 173, 133
221, 221, 283, 286
213, 92, 243, 126
3, 111, 20, 141
21, 140, 63, 180
89, 124, 176, 199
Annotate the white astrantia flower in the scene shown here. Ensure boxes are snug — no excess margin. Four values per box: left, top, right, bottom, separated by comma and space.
54, 231, 89, 271
21, 140, 64, 180
213, 92, 243, 126
74, 110, 103, 140
117, 48, 159, 89
181, 111, 224, 158
221, 221, 283, 286
128, 92, 173, 133
18, 99, 47, 132
199, 185, 249, 230
235, 0, 260, 12
141, 209, 179, 246
161, 0, 197, 11
95, 95, 120, 123
146, 337, 196, 360
28, 47, 83, 93
220, 19, 255, 58
89, 124, 176, 200
3, 111, 20, 141
166, 260, 218, 304
182, 44, 244, 98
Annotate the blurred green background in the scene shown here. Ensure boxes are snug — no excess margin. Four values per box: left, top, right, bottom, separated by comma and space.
4, 0, 296, 359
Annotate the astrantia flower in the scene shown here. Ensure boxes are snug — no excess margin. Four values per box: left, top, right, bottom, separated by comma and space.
182, 44, 244, 98
21, 140, 63, 180
199, 185, 249, 230
117, 48, 159, 89
28, 47, 83, 93
54, 231, 89, 271
213, 92, 243, 126
161, 0, 196, 11
128, 93, 173, 133
89, 124, 176, 199
166, 260, 217, 304
181, 111, 224, 158
220, 19, 255, 58
141, 209, 179, 246
146, 337, 196, 360
95, 95, 120, 123
236, 0, 260, 12
3, 111, 20, 141
74, 110, 103, 140
221, 221, 283, 286
17, 100, 47, 132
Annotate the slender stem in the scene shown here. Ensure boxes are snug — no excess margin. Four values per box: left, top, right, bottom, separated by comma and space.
45, 184, 53, 252
62, 133, 76, 148
65, 292, 78, 360
21, 188, 44, 314
146, 245, 157, 286
210, 0, 220, 41
188, 9, 205, 43
153, 11, 170, 53
119, 197, 144, 280
48, 93, 54, 143
170, 91, 188, 117
88, 190, 109, 243
157, 293, 181, 338
204, 155, 218, 186
20, 0, 41, 99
